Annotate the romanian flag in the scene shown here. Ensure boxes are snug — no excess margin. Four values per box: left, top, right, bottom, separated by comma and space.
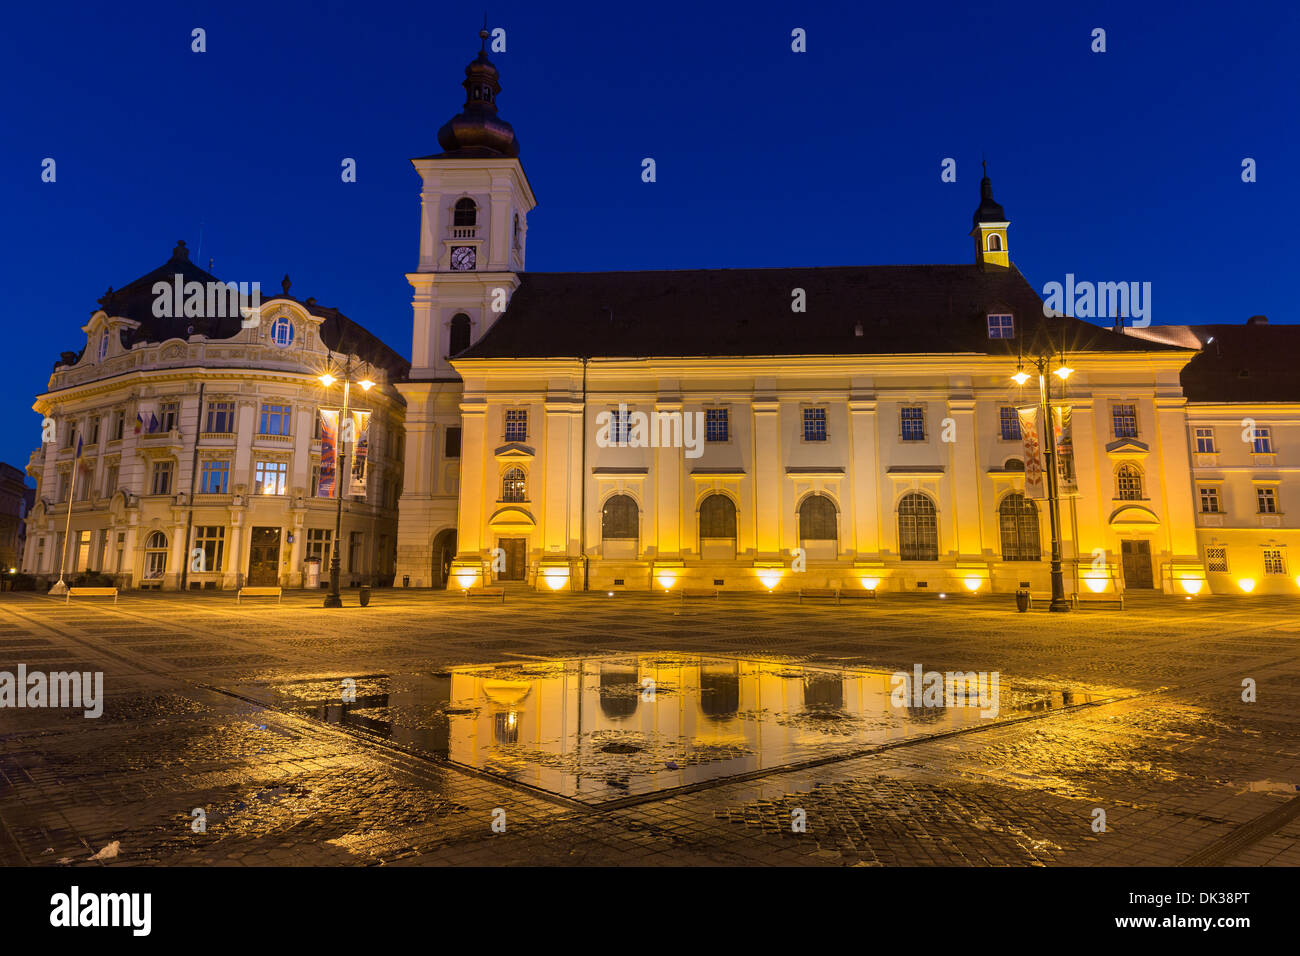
134, 413, 144, 434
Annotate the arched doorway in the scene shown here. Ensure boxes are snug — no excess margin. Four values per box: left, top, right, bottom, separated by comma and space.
431, 529, 457, 589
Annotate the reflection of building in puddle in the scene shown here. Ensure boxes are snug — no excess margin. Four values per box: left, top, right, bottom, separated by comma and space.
699, 662, 740, 719
598, 662, 638, 719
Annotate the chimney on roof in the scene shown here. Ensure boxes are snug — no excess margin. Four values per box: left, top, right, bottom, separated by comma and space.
1247, 314, 1268, 326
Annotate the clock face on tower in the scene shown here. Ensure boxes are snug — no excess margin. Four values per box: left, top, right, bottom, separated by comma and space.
450, 246, 477, 271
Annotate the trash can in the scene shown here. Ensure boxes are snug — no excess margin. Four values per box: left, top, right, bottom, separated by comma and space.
1015, 589, 1030, 613
304, 557, 321, 589
402, 575, 410, 588
359, 586, 371, 607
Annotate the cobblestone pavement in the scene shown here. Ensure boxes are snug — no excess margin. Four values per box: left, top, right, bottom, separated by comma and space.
0, 588, 1296, 867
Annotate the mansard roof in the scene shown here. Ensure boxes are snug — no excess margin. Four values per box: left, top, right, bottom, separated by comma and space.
1149, 321, 1300, 404
455, 264, 1187, 361
82, 241, 409, 378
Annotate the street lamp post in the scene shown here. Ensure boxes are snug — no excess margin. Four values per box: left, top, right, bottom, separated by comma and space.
319, 356, 374, 608
1014, 354, 1073, 613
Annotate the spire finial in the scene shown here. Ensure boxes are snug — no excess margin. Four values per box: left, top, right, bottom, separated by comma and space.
480, 14, 488, 52
982, 154, 987, 178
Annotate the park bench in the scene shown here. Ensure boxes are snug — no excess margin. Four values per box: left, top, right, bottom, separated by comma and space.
466, 586, 506, 603
680, 588, 720, 600
838, 587, 878, 602
798, 587, 878, 604
236, 586, 282, 604
66, 587, 118, 604
1073, 592, 1125, 610
138, 579, 163, 590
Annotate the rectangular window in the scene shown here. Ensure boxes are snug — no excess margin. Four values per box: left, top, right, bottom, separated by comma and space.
206, 401, 236, 434
151, 460, 173, 495
504, 408, 527, 442
200, 459, 230, 494
1263, 549, 1286, 575
103, 464, 119, 498
987, 314, 1015, 339
900, 406, 926, 442
259, 403, 291, 436
705, 407, 729, 443
160, 401, 179, 433
803, 407, 827, 442
1194, 427, 1216, 454
112, 411, 125, 441
254, 460, 288, 495
445, 426, 462, 459
1206, 547, 1228, 573
999, 406, 1021, 441
310, 463, 321, 497
348, 531, 363, 573
1199, 486, 1221, 514
193, 526, 225, 572
64, 425, 76, 449
1112, 403, 1138, 439
611, 407, 632, 444
88, 416, 100, 444
1252, 427, 1273, 454
306, 528, 333, 565
57, 471, 70, 502
1256, 487, 1278, 514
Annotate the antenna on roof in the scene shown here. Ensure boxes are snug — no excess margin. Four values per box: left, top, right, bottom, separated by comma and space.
196, 221, 204, 267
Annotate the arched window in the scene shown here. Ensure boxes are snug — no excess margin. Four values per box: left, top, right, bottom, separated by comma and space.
699, 493, 736, 538
513, 212, 522, 248
270, 316, 294, 348
449, 313, 471, 355
144, 531, 168, 579
897, 492, 938, 561
999, 493, 1041, 561
453, 198, 477, 227
501, 467, 526, 502
1116, 463, 1143, 500
987, 233, 1002, 252
97, 331, 109, 361
602, 494, 638, 539
798, 494, 837, 541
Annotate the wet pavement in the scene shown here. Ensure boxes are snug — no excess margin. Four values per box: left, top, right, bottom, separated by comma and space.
0, 588, 1297, 866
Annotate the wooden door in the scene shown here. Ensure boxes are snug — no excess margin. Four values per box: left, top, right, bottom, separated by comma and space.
497, 537, 526, 581
247, 527, 281, 586
1120, 539, 1153, 589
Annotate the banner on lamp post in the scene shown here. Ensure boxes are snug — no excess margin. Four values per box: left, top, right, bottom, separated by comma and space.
1018, 406, 1047, 499
348, 410, 371, 497
1052, 405, 1078, 496
318, 409, 339, 498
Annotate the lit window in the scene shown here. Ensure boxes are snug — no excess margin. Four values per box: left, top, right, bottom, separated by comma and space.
987, 314, 1014, 338
255, 460, 287, 495
1199, 486, 1220, 514
1194, 427, 1216, 454
1263, 549, 1286, 575
900, 406, 926, 442
192, 526, 225, 572
803, 407, 827, 442
270, 316, 294, 348
705, 408, 729, 442
502, 467, 526, 502
1257, 487, 1278, 514
999, 406, 1021, 441
1112, 403, 1138, 439
504, 408, 527, 442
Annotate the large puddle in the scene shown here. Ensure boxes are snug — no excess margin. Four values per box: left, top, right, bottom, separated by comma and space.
231, 654, 1095, 804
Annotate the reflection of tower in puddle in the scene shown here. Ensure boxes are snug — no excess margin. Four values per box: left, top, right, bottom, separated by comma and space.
898, 674, 947, 723
482, 678, 532, 747
699, 662, 740, 720
802, 672, 845, 715
598, 661, 639, 720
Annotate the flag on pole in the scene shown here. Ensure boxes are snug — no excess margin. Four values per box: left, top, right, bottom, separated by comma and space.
134, 413, 144, 434
148, 412, 160, 434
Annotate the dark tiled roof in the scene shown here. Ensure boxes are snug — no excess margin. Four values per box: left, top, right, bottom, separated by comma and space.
455, 265, 1187, 361
87, 243, 409, 379
1176, 324, 1300, 403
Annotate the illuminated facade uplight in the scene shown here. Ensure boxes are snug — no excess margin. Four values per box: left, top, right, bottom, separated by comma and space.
1085, 576, 1108, 593
963, 576, 981, 592
1237, 578, 1256, 593
860, 577, 880, 591
657, 573, 675, 590
758, 570, 782, 591
1180, 579, 1204, 595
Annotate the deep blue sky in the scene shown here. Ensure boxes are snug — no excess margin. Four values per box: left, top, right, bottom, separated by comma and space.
3, 0, 1296, 469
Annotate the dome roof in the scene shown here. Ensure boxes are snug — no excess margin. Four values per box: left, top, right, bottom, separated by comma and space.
972, 165, 1007, 227
434, 29, 520, 158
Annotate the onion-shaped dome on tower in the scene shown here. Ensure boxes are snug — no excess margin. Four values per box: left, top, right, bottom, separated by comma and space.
435, 27, 520, 158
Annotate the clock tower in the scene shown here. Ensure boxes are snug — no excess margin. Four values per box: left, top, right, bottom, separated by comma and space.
395, 27, 538, 587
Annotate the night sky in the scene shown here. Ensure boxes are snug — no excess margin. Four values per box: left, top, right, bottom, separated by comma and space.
3, 0, 1295, 470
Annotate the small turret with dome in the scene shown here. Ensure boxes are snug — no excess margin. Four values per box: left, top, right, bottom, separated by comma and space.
970, 161, 1010, 271
434, 25, 520, 158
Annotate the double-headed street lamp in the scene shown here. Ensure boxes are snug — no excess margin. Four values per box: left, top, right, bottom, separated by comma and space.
1013, 354, 1073, 613
318, 356, 374, 608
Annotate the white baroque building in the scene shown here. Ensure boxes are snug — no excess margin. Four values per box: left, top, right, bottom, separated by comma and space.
24, 242, 408, 590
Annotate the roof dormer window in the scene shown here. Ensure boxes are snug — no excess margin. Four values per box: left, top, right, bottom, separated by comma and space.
987, 314, 1015, 339
97, 331, 109, 361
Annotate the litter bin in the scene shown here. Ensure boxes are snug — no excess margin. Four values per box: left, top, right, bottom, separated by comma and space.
304, 557, 321, 589
359, 586, 371, 607
402, 575, 410, 588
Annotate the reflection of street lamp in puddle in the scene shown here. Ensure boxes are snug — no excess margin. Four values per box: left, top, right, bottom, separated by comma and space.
493, 710, 519, 745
